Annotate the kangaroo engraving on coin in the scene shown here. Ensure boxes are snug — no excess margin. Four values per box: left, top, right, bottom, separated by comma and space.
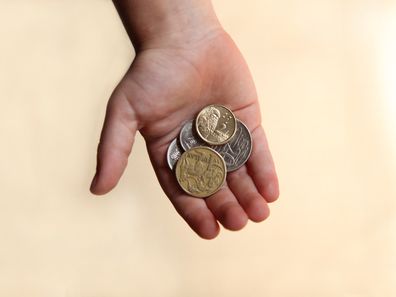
179, 120, 206, 151
166, 138, 183, 170
212, 120, 252, 172
195, 105, 237, 145
175, 146, 226, 198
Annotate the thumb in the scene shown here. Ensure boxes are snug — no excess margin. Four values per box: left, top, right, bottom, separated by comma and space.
90, 86, 138, 195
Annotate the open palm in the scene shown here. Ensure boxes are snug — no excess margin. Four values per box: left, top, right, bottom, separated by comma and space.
90, 30, 279, 239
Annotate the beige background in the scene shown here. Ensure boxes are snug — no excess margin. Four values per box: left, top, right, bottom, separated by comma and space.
1, 0, 395, 296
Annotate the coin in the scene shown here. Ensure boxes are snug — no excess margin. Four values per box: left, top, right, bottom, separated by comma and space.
212, 120, 252, 172
195, 105, 237, 145
166, 138, 183, 170
175, 146, 226, 198
179, 120, 206, 151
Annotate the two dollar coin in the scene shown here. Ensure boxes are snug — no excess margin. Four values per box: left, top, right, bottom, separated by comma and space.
166, 104, 253, 198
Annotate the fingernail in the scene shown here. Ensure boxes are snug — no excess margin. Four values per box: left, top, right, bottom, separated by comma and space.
266, 181, 279, 202
90, 174, 98, 192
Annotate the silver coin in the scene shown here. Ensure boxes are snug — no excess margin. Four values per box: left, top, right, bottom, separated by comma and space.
166, 138, 183, 170
179, 120, 206, 151
212, 120, 252, 172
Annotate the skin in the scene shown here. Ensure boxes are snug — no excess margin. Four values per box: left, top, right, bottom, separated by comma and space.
90, 0, 279, 239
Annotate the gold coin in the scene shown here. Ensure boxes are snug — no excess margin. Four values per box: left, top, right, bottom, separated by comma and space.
195, 105, 237, 145
175, 146, 226, 198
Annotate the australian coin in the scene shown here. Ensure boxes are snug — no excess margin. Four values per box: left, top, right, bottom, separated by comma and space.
166, 138, 183, 170
179, 120, 206, 151
175, 146, 226, 198
212, 120, 252, 172
195, 105, 237, 145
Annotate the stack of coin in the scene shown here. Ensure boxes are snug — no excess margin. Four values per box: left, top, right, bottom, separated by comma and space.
166, 104, 253, 198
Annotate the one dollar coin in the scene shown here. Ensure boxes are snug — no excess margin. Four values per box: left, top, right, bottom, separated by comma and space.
175, 146, 226, 198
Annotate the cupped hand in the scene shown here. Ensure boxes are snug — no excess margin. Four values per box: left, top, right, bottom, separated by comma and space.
90, 29, 279, 239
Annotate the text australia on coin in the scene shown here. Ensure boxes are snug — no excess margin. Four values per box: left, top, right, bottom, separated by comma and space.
166, 138, 183, 170
195, 105, 237, 145
175, 146, 226, 198
212, 120, 252, 172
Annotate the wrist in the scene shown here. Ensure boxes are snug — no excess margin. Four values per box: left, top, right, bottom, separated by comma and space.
113, 0, 222, 50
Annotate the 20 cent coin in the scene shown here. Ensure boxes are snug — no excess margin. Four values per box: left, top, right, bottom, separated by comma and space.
212, 120, 252, 172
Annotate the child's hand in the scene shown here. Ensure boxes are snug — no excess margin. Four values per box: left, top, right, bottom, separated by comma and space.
90, 1, 279, 239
